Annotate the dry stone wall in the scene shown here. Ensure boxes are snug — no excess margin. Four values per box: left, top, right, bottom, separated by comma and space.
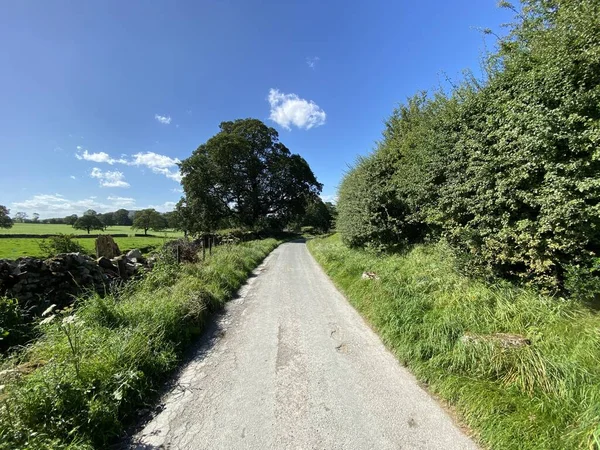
0, 251, 147, 317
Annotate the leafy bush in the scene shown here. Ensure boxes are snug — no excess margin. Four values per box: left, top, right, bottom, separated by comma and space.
38, 234, 86, 257
336, 0, 600, 294
336, 154, 410, 251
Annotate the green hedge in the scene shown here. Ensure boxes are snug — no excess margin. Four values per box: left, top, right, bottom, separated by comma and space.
336, 0, 600, 295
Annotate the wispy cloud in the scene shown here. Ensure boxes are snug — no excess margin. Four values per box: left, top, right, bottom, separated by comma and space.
90, 168, 130, 188
150, 167, 183, 182
12, 195, 121, 217
155, 114, 172, 125
11, 194, 177, 218
75, 149, 182, 183
130, 151, 182, 182
130, 152, 179, 169
70, 175, 77, 180
106, 196, 136, 208
75, 149, 127, 165
268, 89, 326, 130
306, 56, 320, 70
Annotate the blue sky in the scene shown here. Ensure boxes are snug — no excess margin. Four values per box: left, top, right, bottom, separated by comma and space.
1, 1, 514, 218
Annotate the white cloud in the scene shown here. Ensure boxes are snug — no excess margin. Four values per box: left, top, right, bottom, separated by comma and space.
70, 175, 77, 180
130, 151, 179, 169
107, 196, 136, 208
146, 201, 177, 212
12, 195, 115, 218
150, 167, 183, 182
268, 89, 326, 130
306, 56, 320, 69
129, 151, 182, 182
74, 149, 182, 183
11, 194, 177, 218
155, 114, 172, 125
171, 187, 183, 193
90, 167, 130, 188
76, 149, 127, 165
320, 194, 338, 204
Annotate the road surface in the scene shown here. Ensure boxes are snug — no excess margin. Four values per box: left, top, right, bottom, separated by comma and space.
132, 240, 477, 450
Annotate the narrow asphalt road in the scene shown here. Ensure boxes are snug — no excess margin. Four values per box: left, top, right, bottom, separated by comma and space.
132, 241, 477, 450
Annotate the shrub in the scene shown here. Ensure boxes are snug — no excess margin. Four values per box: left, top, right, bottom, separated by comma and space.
336, 154, 409, 251
38, 234, 86, 257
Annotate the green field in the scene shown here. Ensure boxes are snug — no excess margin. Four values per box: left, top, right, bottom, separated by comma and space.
0, 224, 184, 259
1, 223, 183, 237
0, 236, 175, 259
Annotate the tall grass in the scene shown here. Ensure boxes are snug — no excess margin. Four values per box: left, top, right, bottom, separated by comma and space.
0, 238, 280, 449
308, 234, 600, 450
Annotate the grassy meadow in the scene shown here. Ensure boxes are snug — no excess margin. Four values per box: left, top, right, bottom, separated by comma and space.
308, 234, 600, 450
0, 223, 184, 259
1, 223, 183, 236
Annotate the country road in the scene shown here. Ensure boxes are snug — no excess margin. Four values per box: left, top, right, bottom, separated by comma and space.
131, 240, 477, 450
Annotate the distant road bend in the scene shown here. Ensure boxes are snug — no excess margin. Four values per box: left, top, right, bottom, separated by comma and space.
132, 240, 477, 449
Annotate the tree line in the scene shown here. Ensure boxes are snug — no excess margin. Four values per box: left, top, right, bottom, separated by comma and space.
0, 206, 181, 236
336, 0, 600, 298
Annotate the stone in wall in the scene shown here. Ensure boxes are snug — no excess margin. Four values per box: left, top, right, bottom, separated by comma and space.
95, 235, 121, 259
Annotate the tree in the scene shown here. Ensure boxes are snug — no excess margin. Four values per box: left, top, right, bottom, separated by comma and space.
32, 213, 40, 223
73, 215, 104, 234
179, 118, 322, 233
300, 197, 334, 233
0, 205, 14, 229
98, 212, 115, 229
113, 208, 132, 226
131, 208, 167, 235
13, 212, 27, 223
64, 214, 78, 226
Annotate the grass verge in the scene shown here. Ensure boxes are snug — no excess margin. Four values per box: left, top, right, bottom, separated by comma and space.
308, 234, 600, 450
0, 238, 280, 449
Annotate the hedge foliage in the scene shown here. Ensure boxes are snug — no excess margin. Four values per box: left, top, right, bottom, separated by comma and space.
337, 0, 600, 295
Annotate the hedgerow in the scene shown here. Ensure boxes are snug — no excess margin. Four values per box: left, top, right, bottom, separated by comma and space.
336, 0, 600, 296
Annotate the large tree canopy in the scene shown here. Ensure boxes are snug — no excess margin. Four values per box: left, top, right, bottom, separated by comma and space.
179, 118, 322, 232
